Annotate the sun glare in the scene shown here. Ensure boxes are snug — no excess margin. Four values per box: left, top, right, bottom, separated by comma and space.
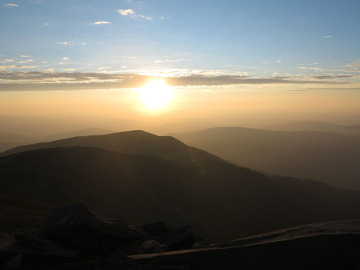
137, 79, 173, 110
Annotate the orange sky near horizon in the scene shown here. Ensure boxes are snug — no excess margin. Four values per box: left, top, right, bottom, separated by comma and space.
1, 83, 360, 134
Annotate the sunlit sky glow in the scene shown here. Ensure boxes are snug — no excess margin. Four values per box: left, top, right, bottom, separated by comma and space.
1, 0, 360, 131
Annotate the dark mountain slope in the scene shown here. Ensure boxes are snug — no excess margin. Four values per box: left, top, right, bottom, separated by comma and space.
172, 127, 360, 190
0, 130, 221, 167
0, 132, 38, 153
1, 146, 360, 242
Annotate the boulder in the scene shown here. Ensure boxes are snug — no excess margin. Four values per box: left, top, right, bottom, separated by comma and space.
140, 240, 166, 254
0, 254, 21, 269
15, 234, 47, 252
38, 203, 144, 243
156, 226, 195, 251
141, 222, 169, 238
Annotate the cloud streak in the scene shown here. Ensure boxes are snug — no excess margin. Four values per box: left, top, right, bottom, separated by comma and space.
117, 9, 152, 20
58, 41, 72, 45
118, 9, 136, 17
90, 21, 112, 25
155, 59, 189, 63
298, 66, 323, 71
0, 71, 350, 91
0, 59, 15, 64
4, 3, 19, 7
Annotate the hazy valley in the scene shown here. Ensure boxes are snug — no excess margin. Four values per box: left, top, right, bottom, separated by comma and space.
172, 125, 360, 190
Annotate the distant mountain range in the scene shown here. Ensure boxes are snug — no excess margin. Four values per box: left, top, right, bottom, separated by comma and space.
1, 130, 360, 242
268, 121, 360, 135
172, 127, 360, 190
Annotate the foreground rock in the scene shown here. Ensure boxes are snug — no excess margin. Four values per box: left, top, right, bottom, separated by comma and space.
38, 203, 144, 242
2, 204, 360, 269
134, 233, 360, 270
0, 203, 195, 269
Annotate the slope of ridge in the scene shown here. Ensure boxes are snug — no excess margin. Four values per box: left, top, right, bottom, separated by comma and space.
133, 220, 360, 269
0, 130, 221, 167
210, 219, 360, 248
172, 127, 360, 190
1, 146, 360, 242
0, 132, 38, 153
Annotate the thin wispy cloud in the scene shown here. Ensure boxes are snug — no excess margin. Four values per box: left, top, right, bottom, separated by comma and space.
4, 3, 19, 7
343, 61, 360, 69
117, 9, 152, 20
155, 59, 188, 63
58, 41, 72, 46
90, 21, 112, 25
323, 35, 333, 38
0, 65, 37, 71
139, 15, 152, 20
118, 9, 136, 17
20, 55, 31, 58
313, 75, 353, 80
155, 53, 190, 63
0, 71, 349, 91
17, 59, 34, 64
0, 59, 15, 64
298, 66, 323, 71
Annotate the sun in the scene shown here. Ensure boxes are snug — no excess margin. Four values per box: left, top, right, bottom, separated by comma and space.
137, 79, 173, 110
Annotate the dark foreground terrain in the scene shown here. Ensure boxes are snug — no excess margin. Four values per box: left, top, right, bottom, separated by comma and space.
1, 202, 360, 270
1, 130, 360, 268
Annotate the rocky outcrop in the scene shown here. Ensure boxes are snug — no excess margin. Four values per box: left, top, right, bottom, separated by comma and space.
0, 203, 195, 269
38, 203, 144, 242
2, 203, 360, 269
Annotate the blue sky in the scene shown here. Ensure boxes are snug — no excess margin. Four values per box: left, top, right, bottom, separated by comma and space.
1, 0, 360, 89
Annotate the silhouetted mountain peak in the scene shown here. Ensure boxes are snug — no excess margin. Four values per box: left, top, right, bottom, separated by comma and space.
0, 130, 222, 168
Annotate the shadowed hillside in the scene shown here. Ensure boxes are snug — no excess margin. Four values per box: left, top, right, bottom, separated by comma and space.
0, 132, 38, 153
172, 127, 360, 190
1, 131, 360, 242
0, 130, 221, 167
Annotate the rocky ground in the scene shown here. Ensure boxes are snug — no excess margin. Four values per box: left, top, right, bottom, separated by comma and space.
0, 195, 53, 249
1, 202, 360, 269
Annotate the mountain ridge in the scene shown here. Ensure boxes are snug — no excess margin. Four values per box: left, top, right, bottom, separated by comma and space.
1, 131, 360, 242
0, 130, 224, 168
